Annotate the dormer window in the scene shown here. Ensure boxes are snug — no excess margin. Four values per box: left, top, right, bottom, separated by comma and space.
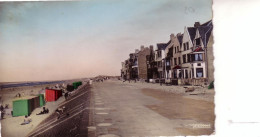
195, 38, 201, 46
158, 50, 161, 58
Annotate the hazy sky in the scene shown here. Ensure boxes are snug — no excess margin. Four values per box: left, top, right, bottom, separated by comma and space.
0, 0, 212, 82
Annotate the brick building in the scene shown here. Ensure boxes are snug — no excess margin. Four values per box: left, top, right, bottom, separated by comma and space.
137, 45, 151, 80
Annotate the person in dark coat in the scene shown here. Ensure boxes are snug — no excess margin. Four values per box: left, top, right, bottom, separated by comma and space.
65, 92, 69, 100
36, 107, 49, 115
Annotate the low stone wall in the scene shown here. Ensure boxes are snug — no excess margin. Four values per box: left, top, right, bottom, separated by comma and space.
181, 78, 208, 86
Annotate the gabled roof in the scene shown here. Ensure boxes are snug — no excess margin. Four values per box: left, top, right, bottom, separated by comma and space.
201, 20, 212, 27
166, 40, 171, 46
187, 27, 197, 43
157, 43, 168, 50
177, 34, 183, 45
197, 26, 213, 47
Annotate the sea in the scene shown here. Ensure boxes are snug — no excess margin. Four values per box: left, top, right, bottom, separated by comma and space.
0, 81, 65, 89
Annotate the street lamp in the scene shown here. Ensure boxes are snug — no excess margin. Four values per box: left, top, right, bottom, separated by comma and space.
160, 59, 165, 86
146, 60, 150, 82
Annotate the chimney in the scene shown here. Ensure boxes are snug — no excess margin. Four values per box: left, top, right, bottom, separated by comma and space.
194, 22, 200, 28
140, 45, 144, 51
135, 49, 139, 54
170, 33, 175, 40
177, 33, 182, 36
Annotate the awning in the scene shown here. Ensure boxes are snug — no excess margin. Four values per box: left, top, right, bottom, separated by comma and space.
173, 65, 181, 69
193, 47, 204, 52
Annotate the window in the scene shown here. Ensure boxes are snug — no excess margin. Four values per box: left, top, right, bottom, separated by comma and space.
191, 54, 195, 62
178, 70, 182, 78
174, 58, 177, 65
177, 46, 179, 52
158, 51, 161, 58
183, 43, 186, 51
178, 57, 181, 65
196, 68, 203, 78
183, 55, 186, 63
185, 69, 188, 78
195, 54, 203, 61
187, 54, 191, 62
187, 42, 189, 50
195, 38, 200, 46
166, 61, 170, 66
198, 63, 201, 66
175, 47, 176, 53
174, 70, 177, 78
161, 71, 164, 78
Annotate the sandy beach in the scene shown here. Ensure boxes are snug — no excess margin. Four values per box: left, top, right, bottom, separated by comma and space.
0, 83, 65, 137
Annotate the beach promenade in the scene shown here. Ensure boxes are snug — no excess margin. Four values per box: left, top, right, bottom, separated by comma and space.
1, 78, 214, 137
88, 79, 215, 137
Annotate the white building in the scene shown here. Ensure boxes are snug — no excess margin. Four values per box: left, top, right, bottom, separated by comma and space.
190, 20, 213, 85
155, 43, 167, 80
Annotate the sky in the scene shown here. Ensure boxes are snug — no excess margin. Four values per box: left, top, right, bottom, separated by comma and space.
0, 0, 212, 82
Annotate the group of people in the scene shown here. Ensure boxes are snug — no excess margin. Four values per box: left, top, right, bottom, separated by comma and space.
20, 105, 70, 125
21, 107, 49, 125
18, 83, 72, 125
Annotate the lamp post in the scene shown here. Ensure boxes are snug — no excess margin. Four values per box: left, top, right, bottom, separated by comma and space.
146, 60, 150, 83
160, 59, 165, 86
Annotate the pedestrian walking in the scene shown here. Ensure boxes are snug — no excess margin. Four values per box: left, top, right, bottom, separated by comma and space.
56, 108, 62, 120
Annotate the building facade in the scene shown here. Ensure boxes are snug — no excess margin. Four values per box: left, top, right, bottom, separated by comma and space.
155, 43, 167, 82
164, 34, 174, 83
137, 46, 151, 80
181, 27, 196, 83
172, 33, 183, 85
121, 20, 214, 86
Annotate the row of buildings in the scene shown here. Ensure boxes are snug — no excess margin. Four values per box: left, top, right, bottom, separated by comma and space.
121, 20, 214, 86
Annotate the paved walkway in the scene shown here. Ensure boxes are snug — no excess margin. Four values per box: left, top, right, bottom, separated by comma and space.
88, 80, 214, 137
